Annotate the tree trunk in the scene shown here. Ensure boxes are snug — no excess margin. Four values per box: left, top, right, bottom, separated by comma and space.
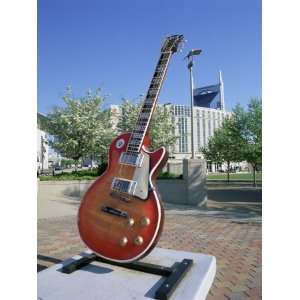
227, 161, 230, 183
74, 159, 78, 172
252, 163, 256, 187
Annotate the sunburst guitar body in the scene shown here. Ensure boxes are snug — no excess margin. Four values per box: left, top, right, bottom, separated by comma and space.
78, 133, 167, 262
77, 34, 184, 263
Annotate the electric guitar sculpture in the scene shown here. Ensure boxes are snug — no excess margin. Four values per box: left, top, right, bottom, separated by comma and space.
78, 35, 184, 262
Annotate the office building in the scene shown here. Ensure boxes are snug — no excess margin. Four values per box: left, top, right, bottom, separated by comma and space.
170, 104, 231, 160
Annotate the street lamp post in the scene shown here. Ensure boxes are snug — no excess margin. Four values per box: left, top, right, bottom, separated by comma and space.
186, 49, 202, 159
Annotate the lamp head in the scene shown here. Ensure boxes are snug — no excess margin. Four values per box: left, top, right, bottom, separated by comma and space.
185, 49, 203, 59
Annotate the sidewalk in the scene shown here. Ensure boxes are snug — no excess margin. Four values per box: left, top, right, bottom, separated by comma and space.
37, 191, 79, 219
38, 209, 261, 299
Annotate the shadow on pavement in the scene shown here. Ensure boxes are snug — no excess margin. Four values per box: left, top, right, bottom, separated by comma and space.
164, 200, 261, 222
63, 187, 81, 198
207, 187, 262, 203
37, 254, 63, 272
38, 254, 63, 264
37, 264, 48, 272
45, 184, 262, 222
164, 185, 262, 222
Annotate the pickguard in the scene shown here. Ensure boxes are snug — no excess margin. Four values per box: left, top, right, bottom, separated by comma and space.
132, 151, 150, 200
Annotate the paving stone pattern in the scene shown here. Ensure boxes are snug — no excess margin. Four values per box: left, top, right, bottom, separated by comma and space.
38, 214, 261, 300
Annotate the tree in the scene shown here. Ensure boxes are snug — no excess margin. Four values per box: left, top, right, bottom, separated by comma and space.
117, 99, 177, 151
60, 158, 75, 168
202, 117, 244, 182
117, 99, 140, 133
202, 98, 262, 186
234, 98, 262, 186
45, 88, 115, 168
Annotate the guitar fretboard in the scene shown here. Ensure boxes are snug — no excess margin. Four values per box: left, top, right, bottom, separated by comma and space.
127, 51, 172, 153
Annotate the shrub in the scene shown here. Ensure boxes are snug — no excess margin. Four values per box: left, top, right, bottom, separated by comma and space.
157, 172, 182, 179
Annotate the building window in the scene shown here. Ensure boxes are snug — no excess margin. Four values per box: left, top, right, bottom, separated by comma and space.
207, 111, 211, 139
178, 117, 188, 153
213, 111, 217, 133
184, 117, 188, 152
197, 116, 201, 152
202, 111, 206, 146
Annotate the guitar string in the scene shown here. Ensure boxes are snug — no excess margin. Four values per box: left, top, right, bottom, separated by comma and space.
114, 49, 173, 199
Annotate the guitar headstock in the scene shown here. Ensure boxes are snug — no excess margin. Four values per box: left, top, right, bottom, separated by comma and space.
161, 34, 185, 53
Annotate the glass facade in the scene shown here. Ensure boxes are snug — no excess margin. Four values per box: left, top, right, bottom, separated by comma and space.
178, 116, 188, 153
172, 105, 231, 156
193, 84, 221, 109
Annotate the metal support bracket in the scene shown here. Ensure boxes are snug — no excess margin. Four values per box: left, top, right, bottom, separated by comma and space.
61, 253, 193, 300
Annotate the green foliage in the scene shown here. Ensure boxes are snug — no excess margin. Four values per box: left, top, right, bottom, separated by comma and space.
45, 88, 115, 163
157, 172, 183, 179
150, 105, 177, 150
40, 168, 99, 181
238, 99, 262, 166
97, 162, 108, 176
207, 172, 262, 182
39, 168, 183, 181
202, 116, 245, 181
117, 99, 140, 133
232, 99, 262, 185
202, 98, 262, 185
117, 99, 177, 151
202, 117, 244, 164
60, 158, 75, 167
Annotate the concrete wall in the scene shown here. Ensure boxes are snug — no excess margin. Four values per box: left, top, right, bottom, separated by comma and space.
38, 159, 207, 207
158, 159, 207, 206
156, 179, 187, 205
183, 159, 207, 206
38, 180, 93, 200
166, 160, 183, 176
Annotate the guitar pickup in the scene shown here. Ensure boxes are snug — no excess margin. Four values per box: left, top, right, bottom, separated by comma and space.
111, 178, 137, 195
101, 206, 128, 219
119, 152, 144, 167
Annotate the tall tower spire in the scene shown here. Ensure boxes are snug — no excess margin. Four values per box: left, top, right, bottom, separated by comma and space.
219, 70, 225, 111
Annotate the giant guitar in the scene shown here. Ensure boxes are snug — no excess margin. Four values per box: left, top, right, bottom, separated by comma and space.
78, 35, 184, 263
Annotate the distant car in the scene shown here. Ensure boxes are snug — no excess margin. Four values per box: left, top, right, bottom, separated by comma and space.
53, 166, 63, 175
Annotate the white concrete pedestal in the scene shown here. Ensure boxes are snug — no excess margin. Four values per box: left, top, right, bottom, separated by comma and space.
38, 247, 216, 300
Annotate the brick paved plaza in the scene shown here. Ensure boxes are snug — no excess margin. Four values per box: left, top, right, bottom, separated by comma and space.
38, 201, 261, 300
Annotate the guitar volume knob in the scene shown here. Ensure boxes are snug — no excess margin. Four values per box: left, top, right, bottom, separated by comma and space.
119, 237, 128, 247
140, 217, 150, 226
127, 218, 135, 226
134, 236, 143, 246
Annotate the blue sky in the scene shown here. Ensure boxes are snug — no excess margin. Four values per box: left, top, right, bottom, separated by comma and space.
38, 0, 261, 113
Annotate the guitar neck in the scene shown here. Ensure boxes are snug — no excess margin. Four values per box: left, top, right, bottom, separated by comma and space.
127, 51, 173, 153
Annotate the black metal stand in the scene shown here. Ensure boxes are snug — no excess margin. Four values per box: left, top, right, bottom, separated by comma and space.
61, 252, 193, 300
